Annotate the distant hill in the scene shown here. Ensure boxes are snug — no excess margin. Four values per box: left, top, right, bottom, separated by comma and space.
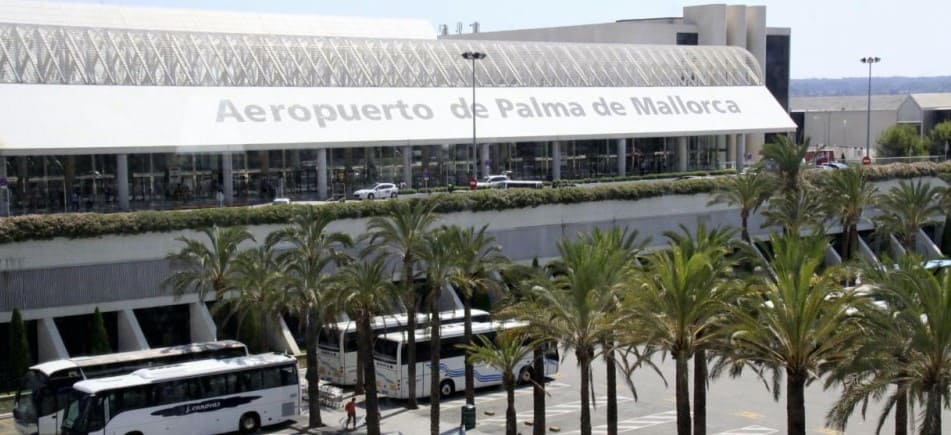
790, 76, 951, 97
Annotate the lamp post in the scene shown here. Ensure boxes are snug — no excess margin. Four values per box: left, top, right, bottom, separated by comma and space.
462, 51, 486, 178
861, 56, 881, 158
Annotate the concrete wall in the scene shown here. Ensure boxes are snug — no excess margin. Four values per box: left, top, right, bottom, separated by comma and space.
800, 110, 899, 158
442, 21, 695, 45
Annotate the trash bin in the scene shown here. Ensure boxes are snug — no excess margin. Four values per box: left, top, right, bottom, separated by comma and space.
461, 404, 476, 430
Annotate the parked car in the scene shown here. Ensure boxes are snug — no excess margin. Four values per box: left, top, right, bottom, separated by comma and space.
354, 183, 399, 200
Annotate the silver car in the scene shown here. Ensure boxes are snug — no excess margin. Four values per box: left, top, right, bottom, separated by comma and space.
354, 183, 399, 200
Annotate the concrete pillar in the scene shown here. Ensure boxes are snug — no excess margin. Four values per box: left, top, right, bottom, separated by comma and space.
716, 135, 727, 169
402, 146, 412, 188
116, 154, 129, 210
677, 137, 688, 172
480, 143, 491, 177
189, 302, 217, 343
271, 315, 301, 355
117, 309, 149, 351
727, 135, 737, 169
38, 318, 69, 362
737, 134, 747, 172
745, 6, 767, 80
616, 138, 626, 176
552, 141, 562, 181
0, 156, 8, 216
317, 148, 328, 200
221, 152, 234, 205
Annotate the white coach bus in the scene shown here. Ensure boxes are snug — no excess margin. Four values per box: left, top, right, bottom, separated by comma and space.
59, 353, 300, 435
373, 320, 559, 399
317, 309, 490, 385
14, 340, 248, 435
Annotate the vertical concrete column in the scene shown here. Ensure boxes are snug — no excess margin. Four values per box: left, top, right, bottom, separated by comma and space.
727, 135, 737, 169
38, 318, 69, 362
616, 138, 626, 176
316, 148, 328, 200
716, 135, 727, 169
737, 134, 747, 172
189, 302, 217, 343
270, 315, 301, 355
677, 137, 688, 172
480, 143, 491, 177
0, 155, 8, 216
552, 141, 562, 181
116, 154, 129, 210
221, 152, 234, 205
402, 145, 413, 188
117, 309, 149, 351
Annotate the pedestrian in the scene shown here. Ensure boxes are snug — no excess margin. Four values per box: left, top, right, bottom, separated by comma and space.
345, 397, 357, 430
216, 189, 224, 207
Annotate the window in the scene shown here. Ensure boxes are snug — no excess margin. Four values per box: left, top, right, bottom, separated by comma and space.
279, 365, 298, 386
676, 32, 698, 46
203, 374, 229, 398
261, 368, 282, 389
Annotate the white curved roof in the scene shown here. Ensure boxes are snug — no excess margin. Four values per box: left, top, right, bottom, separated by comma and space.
0, 0, 436, 40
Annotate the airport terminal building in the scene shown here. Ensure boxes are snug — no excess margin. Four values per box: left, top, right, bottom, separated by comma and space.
0, 1, 792, 215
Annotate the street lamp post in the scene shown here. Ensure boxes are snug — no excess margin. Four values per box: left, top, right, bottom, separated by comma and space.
861, 56, 881, 158
462, 51, 486, 179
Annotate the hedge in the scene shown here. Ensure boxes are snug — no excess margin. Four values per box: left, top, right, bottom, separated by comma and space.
1, 162, 949, 245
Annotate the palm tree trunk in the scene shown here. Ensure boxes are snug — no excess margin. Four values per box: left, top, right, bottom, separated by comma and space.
845, 221, 858, 261
578, 349, 593, 435
305, 309, 323, 428
359, 314, 381, 435
741, 210, 751, 243
787, 371, 806, 435
923, 383, 942, 435
464, 292, 475, 405
605, 341, 618, 435
430, 294, 442, 435
675, 351, 691, 435
355, 350, 365, 395
694, 347, 707, 435
894, 384, 908, 435
505, 373, 518, 435
405, 263, 419, 409
533, 345, 546, 435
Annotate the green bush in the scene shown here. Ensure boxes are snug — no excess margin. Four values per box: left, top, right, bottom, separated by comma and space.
0, 163, 947, 245
9, 308, 31, 379
90, 307, 111, 355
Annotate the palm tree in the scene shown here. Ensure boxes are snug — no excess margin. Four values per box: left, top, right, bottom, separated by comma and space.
459, 330, 541, 435
762, 183, 827, 237
760, 136, 810, 194
334, 254, 401, 435
267, 207, 353, 428
626, 223, 739, 435
875, 180, 944, 251
366, 200, 439, 409
220, 243, 287, 353
517, 229, 636, 435
163, 225, 253, 301
417, 227, 460, 435
729, 233, 864, 435
445, 224, 509, 406
708, 171, 775, 242
820, 166, 878, 260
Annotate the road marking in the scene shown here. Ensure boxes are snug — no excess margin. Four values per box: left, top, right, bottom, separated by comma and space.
559, 410, 677, 434
734, 411, 765, 419
816, 428, 844, 435
479, 395, 634, 424
715, 425, 778, 435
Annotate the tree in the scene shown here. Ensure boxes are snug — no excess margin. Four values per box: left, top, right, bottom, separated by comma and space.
729, 233, 864, 435
708, 171, 775, 242
365, 200, 438, 409
89, 307, 111, 355
762, 183, 827, 237
877, 124, 927, 158
444, 224, 509, 406
163, 225, 253, 301
820, 166, 878, 260
760, 136, 810, 194
875, 180, 944, 251
224, 244, 287, 353
626, 223, 739, 435
927, 120, 951, 156
459, 330, 541, 435
267, 207, 353, 428
9, 308, 31, 379
334, 254, 400, 435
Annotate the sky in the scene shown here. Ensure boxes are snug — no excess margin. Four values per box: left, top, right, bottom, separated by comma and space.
37, 0, 951, 79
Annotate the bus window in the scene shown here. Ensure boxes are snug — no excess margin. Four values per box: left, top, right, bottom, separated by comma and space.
373, 339, 400, 363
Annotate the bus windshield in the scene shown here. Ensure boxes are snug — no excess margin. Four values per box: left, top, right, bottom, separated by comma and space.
13, 371, 42, 428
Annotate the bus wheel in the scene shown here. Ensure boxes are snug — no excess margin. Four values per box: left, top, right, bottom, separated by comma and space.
239, 412, 261, 433
439, 380, 456, 398
518, 366, 534, 385
125, 432, 144, 435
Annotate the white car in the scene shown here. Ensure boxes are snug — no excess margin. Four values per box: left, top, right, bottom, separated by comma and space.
354, 183, 399, 200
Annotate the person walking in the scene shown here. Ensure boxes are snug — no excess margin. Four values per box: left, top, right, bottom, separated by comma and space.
345, 397, 358, 430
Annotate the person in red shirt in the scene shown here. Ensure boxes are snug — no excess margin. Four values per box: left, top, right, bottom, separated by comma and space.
345, 397, 357, 430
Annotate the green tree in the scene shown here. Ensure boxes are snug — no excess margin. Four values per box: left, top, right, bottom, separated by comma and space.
820, 166, 878, 260
762, 184, 827, 237
459, 330, 541, 435
877, 124, 927, 158
708, 171, 775, 242
334, 254, 400, 435
927, 120, 951, 156
365, 200, 438, 409
729, 233, 864, 435
163, 225, 253, 301
222, 244, 287, 353
9, 308, 31, 379
760, 136, 810, 194
267, 207, 353, 428
444, 224, 509, 406
875, 180, 944, 251
90, 307, 111, 355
